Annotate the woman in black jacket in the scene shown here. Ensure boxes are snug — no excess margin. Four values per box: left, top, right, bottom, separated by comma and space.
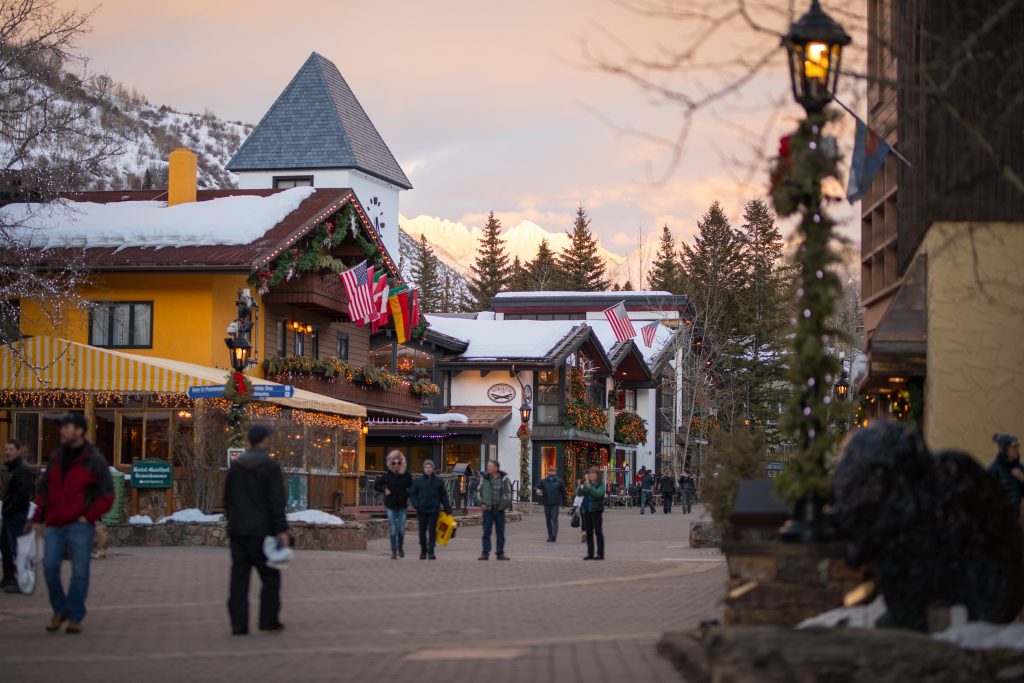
989, 433, 1023, 520
374, 451, 413, 559
409, 460, 452, 560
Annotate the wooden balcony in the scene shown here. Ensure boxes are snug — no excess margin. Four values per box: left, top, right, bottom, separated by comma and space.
262, 272, 347, 316
267, 372, 424, 418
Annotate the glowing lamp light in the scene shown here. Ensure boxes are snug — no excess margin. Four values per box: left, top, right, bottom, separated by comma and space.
782, 0, 851, 113
225, 336, 251, 373
519, 401, 532, 425
834, 369, 850, 401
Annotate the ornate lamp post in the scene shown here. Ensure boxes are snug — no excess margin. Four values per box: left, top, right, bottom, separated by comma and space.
834, 368, 850, 402
224, 290, 256, 446
773, 1, 851, 541
518, 399, 532, 501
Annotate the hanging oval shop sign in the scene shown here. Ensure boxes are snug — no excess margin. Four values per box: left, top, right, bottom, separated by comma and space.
487, 383, 517, 404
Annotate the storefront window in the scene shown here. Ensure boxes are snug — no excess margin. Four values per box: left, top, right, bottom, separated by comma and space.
338, 425, 359, 474
94, 410, 116, 465
14, 412, 39, 464
306, 425, 336, 473
120, 413, 145, 465
144, 411, 171, 460
407, 445, 434, 473
364, 445, 385, 472
271, 423, 305, 472
541, 446, 557, 475
445, 444, 478, 468
369, 343, 433, 381
536, 369, 560, 424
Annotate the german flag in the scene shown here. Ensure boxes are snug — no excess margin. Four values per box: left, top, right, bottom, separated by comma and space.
388, 287, 420, 343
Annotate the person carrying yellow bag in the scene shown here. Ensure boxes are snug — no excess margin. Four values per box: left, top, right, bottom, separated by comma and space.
435, 510, 457, 547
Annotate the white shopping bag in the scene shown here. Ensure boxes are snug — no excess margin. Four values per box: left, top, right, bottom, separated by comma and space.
16, 532, 39, 595
262, 536, 294, 571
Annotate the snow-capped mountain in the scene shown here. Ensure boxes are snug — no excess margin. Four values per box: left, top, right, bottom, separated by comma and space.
400, 214, 634, 284
398, 227, 472, 301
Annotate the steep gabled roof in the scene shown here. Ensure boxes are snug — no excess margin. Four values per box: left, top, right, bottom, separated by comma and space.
226, 52, 412, 189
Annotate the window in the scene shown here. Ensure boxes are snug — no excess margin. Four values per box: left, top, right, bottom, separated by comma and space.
277, 319, 287, 356
90, 302, 152, 348
311, 328, 319, 360
536, 369, 560, 424
294, 330, 305, 356
620, 389, 637, 412
336, 332, 349, 361
273, 175, 313, 189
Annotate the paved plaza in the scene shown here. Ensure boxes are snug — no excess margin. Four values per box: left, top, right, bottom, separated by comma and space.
0, 507, 724, 683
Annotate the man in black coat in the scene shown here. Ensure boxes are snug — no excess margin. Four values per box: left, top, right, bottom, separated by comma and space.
2, 439, 34, 592
678, 470, 696, 514
224, 425, 288, 635
409, 460, 452, 560
659, 472, 677, 514
535, 466, 566, 542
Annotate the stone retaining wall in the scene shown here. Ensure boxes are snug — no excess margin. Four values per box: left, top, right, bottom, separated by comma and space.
360, 510, 524, 541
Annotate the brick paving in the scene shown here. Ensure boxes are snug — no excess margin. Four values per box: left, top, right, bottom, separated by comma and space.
0, 505, 724, 683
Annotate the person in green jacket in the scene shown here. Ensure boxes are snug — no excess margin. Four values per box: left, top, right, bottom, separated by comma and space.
476, 460, 513, 560
577, 467, 605, 560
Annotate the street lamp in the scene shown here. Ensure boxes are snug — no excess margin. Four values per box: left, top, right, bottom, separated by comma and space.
782, 0, 851, 114
519, 400, 532, 426
518, 399, 532, 502
225, 336, 251, 373
834, 369, 850, 401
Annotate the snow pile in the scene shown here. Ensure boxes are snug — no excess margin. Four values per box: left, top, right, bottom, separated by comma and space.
3, 186, 315, 249
797, 596, 887, 629
158, 509, 223, 524
286, 510, 344, 526
420, 412, 469, 424
128, 515, 154, 525
933, 622, 1024, 652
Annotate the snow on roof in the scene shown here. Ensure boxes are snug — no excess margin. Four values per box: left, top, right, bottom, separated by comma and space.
424, 316, 580, 359
586, 319, 676, 364
420, 412, 469, 424
493, 290, 673, 299
3, 187, 315, 249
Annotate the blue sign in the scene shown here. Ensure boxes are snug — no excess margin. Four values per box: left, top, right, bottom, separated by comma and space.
186, 384, 294, 399
250, 385, 295, 399
187, 385, 225, 399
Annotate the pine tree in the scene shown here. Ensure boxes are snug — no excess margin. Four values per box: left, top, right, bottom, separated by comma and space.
557, 205, 610, 291
738, 198, 791, 431
647, 224, 684, 293
622, 280, 634, 291
468, 211, 513, 310
411, 233, 442, 313
527, 237, 563, 290
509, 256, 532, 291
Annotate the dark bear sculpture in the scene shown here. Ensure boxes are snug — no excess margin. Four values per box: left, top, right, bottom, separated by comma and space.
831, 421, 1024, 631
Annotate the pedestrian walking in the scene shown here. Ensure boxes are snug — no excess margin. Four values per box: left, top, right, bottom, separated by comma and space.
477, 459, 513, 560
678, 470, 697, 515
988, 433, 1023, 519
31, 414, 113, 634
578, 467, 605, 560
639, 470, 655, 515
2, 439, 33, 593
535, 466, 566, 542
224, 425, 289, 635
409, 460, 451, 560
374, 451, 413, 559
659, 471, 676, 514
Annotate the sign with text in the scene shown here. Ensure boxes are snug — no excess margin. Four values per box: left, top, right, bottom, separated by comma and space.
187, 385, 225, 399
227, 447, 245, 468
486, 383, 516, 404
187, 384, 295, 399
130, 458, 173, 489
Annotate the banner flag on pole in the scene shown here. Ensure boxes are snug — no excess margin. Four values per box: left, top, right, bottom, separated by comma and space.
340, 260, 373, 323
603, 301, 636, 343
641, 321, 659, 347
847, 118, 891, 203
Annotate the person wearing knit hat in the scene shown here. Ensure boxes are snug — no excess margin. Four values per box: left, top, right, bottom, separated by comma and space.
988, 433, 1023, 520
409, 460, 451, 560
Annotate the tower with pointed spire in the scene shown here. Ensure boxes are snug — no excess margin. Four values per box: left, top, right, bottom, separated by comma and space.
227, 52, 411, 259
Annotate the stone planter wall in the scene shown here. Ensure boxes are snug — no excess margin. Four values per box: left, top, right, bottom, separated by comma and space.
723, 541, 867, 626
107, 521, 367, 551
360, 510, 524, 540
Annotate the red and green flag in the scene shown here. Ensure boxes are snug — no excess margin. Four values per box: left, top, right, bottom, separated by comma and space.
388, 287, 420, 343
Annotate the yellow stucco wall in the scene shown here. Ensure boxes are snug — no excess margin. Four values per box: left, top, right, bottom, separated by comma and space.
924, 221, 1024, 460
19, 272, 261, 374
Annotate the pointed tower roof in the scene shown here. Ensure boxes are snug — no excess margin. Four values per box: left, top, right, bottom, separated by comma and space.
227, 52, 412, 189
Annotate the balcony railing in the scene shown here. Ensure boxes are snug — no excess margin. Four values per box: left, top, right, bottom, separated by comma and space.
267, 372, 423, 417
262, 272, 347, 316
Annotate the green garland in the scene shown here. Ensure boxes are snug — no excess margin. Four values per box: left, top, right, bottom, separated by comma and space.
262, 355, 408, 391
224, 372, 254, 404
519, 426, 531, 501
249, 204, 356, 291
614, 410, 648, 445
772, 112, 846, 504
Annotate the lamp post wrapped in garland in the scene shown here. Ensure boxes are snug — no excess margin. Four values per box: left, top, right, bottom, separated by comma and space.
772, 1, 851, 541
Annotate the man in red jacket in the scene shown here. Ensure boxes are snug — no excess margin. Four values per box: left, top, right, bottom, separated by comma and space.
31, 413, 114, 634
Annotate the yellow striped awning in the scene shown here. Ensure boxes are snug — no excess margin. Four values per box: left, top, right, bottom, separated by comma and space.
0, 336, 365, 418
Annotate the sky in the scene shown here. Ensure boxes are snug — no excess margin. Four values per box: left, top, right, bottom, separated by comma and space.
58, 0, 860, 254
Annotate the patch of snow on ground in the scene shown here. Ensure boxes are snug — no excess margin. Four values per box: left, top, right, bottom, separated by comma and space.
129, 515, 154, 525
4, 187, 315, 249
286, 510, 344, 526
933, 622, 1024, 652
420, 412, 469, 424
158, 509, 223, 524
797, 596, 887, 629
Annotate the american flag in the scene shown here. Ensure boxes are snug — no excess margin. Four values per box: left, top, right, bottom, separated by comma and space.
341, 261, 374, 322
603, 301, 636, 343
641, 321, 659, 347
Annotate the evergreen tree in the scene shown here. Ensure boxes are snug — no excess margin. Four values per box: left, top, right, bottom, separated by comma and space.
622, 280, 634, 291
509, 256, 532, 291
439, 273, 458, 314
612, 282, 621, 291
738, 198, 791, 431
557, 205, 610, 291
410, 233, 442, 313
647, 224, 685, 293
527, 237, 563, 290
468, 211, 513, 309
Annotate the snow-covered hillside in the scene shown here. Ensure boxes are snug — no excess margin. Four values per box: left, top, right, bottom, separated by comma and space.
398, 227, 472, 301
400, 214, 633, 284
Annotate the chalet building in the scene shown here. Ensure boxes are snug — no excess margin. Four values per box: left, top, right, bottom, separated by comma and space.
861, 0, 1024, 457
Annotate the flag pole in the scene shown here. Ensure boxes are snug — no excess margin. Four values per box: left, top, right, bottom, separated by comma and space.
833, 97, 912, 168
